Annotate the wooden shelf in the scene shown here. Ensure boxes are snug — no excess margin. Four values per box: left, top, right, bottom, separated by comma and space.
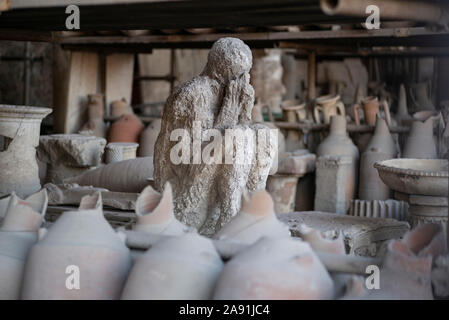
275, 121, 410, 133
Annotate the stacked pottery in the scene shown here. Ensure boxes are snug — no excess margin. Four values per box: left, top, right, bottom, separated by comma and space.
110, 98, 134, 118
80, 94, 106, 138
108, 114, 144, 143
134, 183, 190, 236
214, 190, 290, 245
213, 237, 334, 300
121, 233, 223, 299
139, 119, 162, 157
313, 94, 345, 125
353, 96, 391, 126
21, 192, 132, 299
403, 117, 437, 159
316, 115, 359, 208
0, 189, 47, 299
359, 116, 397, 200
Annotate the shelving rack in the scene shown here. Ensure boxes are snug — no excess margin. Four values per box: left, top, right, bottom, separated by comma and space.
0, 0, 446, 133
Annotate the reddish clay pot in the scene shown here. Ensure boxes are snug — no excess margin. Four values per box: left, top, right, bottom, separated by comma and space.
108, 114, 144, 143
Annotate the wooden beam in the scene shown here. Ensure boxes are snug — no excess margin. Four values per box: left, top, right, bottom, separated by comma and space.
53, 49, 99, 133
105, 53, 135, 115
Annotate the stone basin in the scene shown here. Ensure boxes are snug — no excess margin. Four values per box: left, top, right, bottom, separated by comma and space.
374, 159, 448, 197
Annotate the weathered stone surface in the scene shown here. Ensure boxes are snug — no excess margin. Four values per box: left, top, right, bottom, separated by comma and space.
277, 151, 316, 175
38, 134, 106, 168
154, 38, 276, 236
314, 155, 353, 214
45, 183, 137, 210
0, 105, 52, 198
349, 199, 409, 222
277, 211, 410, 256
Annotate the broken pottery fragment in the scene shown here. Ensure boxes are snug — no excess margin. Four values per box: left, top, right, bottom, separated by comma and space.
0, 189, 47, 299
364, 224, 446, 299
278, 211, 410, 257
65, 157, 154, 193
213, 237, 334, 300
21, 192, 132, 299
121, 233, 223, 300
214, 190, 290, 245
134, 183, 190, 236
432, 255, 449, 299
154, 38, 275, 236
38, 134, 106, 184
45, 183, 137, 211
296, 224, 346, 254
0, 105, 52, 197
139, 119, 161, 157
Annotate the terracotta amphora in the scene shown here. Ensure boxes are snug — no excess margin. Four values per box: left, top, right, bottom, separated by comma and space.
213, 237, 334, 300
107, 114, 144, 143
139, 119, 162, 157
0, 189, 47, 300
80, 93, 106, 138
213, 190, 290, 245
353, 96, 391, 126
110, 98, 134, 118
121, 233, 223, 300
21, 192, 132, 299
314, 94, 345, 125
403, 118, 437, 159
134, 183, 190, 236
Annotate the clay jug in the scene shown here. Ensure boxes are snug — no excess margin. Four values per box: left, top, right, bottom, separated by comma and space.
121, 233, 223, 300
213, 237, 334, 300
317, 115, 359, 161
410, 82, 435, 111
358, 148, 392, 200
354, 96, 391, 126
139, 119, 162, 157
314, 95, 345, 125
134, 183, 189, 236
364, 116, 397, 157
403, 118, 437, 159
107, 114, 144, 143
395, 84, 412, 126
110, 98, 134, 118
0, 189, 47, 300
21, 192, 132, 299
214, 190, 290, 245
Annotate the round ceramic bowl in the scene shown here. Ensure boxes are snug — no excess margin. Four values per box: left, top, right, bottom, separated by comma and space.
374, 159, 448, 197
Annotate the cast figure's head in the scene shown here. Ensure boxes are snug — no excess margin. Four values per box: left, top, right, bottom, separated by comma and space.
203, 37, 252, 83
